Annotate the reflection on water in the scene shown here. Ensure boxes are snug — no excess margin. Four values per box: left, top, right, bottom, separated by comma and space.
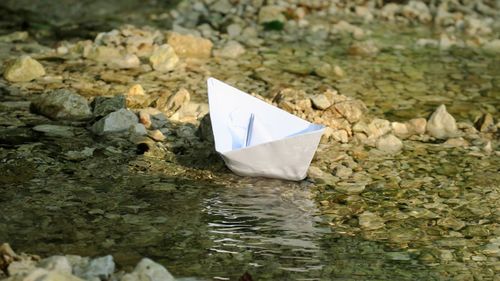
203, 179, 328, 277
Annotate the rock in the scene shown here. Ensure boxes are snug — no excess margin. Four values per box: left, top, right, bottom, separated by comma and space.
426, 104, 458, 139
475, 113, 494, 132
31, 89, 92, 121
64, 147, 95, 161
75, 255, 115, 281
32, 125, 76, 138
3, 55, 46, 82
149, 44, 179, 72
258, 5, 286, 25
310, 94, 332, 110
213, 40, 245, 58
211, 0, 232, 14
332, 20, 365, 39
334, 165, 353, 179
391, 122, 410, 139
6, 268, 85, 281
348, 41, 379, 56
376, 134, 403, 154
130, 123, 147, 136
332, 100, 366, 123
121, 258, 174, 281
482, 39, 500, 54
91, 109, 139, 135
7, 259, 36, 276
336, 182, 366, 194
109, 54, 140, 69
358, 211, 385, 230
226, 23, 242, 37
0, 243, 17, 272
366, 118, 391, 139
37, 256, 72, 275
139, 110, 152, 128
92, 95, 126, 118
406, 118, 426, 135
126, 84, 150, 108
0, 31, 29, 43
148, 129, 165, 141
198, 114, 214, 143
333, 65, 345, 77
444, 137, 469, 147
167, 32, 213, 58
159, 88, 190, 116
401, 0, 432, 23
86, 46, 121, 62
330, 129, 349, 143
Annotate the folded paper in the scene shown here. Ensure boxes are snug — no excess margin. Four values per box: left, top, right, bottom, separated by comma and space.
207, 77, 325, 181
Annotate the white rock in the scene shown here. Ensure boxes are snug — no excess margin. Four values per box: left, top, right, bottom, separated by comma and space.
31, 89, 92, 121
6, 268, 85, 281
91, 109, 139, 135
109, 54, 140, 69
406, 118, 427, 135
121, 258, 174, 281
426, 104, 457, 139
149, 44, 179, 72
376, 134, 403, 154
331, 129, 349, 143
37, 256, 72, 275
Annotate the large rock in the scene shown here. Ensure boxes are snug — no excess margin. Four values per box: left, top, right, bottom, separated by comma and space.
121, 258, 174, 281
167, 32, 213, 58
91, 109, 139, 135
426, 104, 457, 139
31, 89, 92, 120
3, 55, 45, 82
149, 44, 179, 72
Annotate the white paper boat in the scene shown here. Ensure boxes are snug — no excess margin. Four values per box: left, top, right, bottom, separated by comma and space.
207, 77, 325, 181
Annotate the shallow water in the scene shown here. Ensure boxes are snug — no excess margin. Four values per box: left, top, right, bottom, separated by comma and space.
0, 1, 499, 280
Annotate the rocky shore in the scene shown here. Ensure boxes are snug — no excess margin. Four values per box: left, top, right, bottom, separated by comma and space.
0, 0, 499, 280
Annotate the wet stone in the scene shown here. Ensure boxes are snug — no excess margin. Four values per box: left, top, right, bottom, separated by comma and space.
376, 134, 403, 154
426, 104, 458, 139
167, 32, 213, 58
92, 95, 126, 118
358, 211, 385, 230
91, 109, 139, 135
149, 44, 179, 72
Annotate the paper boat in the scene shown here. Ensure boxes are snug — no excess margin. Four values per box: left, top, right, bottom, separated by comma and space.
207, 77, 325, 181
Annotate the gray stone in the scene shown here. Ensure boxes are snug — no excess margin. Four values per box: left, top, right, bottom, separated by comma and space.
310, 94, 332, 110
92, 95, 126, 118
426, 104, 457, 139
149, 44, 179, 72
3, 55, 45, 82
91, 109, 139, 135
75, 255, 115, 281
130, 123, 147, 136
31, 89, 92, 121
376, 134, 403, 154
